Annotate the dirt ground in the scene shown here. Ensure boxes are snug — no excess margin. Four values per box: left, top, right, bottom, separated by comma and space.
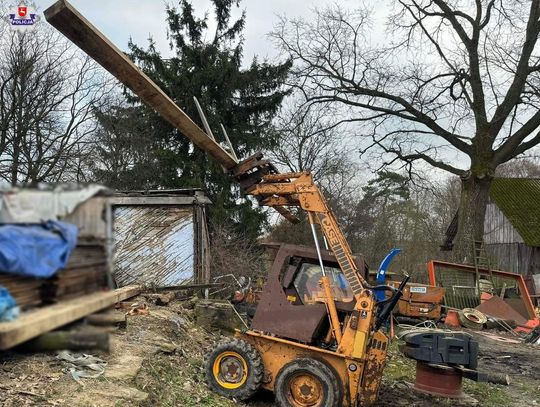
0, 295, 538, 407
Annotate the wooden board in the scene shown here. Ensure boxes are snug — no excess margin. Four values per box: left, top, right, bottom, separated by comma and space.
0, 285, 141, 350
44, 0, 238, 170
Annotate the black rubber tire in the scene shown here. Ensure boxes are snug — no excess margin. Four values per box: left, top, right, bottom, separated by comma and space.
205, 338, 263, 400
275, 358, 342, 407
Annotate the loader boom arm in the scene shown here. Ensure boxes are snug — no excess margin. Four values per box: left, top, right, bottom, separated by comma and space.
233, 158, 368, 295
45, 0, 366, 295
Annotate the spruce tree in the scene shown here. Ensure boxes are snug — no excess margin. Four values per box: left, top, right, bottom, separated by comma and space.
96, 0, 290, 240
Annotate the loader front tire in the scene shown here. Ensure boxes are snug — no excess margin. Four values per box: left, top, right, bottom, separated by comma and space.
205, 339, 263, 400
275, 358, 342, 407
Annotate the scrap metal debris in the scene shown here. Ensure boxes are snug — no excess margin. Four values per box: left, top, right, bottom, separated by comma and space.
56, 350, 107, 383
127, 302, 149, 316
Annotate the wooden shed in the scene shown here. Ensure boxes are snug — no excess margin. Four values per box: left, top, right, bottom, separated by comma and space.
108, 189, 211, 288
442, 178, 540, 299
0, 185, 212, 289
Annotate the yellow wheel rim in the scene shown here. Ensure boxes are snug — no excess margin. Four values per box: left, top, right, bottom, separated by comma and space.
287, 373, 323, 407
212, 351, 248, 389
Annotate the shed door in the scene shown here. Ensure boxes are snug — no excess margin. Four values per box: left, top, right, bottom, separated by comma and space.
113, 206, 194, 287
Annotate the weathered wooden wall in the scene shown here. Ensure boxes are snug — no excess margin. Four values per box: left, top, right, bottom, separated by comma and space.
484, 202, 524, 245
483, 201, 539, 278
112, 206, 196, 287
485, 243, 539, 275
62, 196, 107, 240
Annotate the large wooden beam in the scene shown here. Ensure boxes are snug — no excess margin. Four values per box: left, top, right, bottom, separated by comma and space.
0, 285, 141, 350
44, 0, 238, 170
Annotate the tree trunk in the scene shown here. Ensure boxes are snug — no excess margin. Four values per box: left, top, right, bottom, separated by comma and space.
452, 174, 492, 263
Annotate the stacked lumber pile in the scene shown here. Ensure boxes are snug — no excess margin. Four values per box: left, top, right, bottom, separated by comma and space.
0, 275, 42, 309
42, 242, 108, 303
0, 241, 108, 309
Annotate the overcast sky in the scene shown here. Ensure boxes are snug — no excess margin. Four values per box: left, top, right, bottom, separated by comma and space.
27, 0, 460, 179
33, 0, 349, 64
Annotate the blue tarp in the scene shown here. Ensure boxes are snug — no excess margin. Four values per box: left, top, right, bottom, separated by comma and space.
0, 220, 78, 279
0, 286, 20, 322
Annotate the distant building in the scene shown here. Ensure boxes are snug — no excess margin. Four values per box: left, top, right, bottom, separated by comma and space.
442, 178, 540, 298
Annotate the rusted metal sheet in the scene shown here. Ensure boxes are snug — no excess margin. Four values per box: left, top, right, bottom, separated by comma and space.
359, 330, 389, 406
475, 296, 527, 325
113, 206, 195, 287
388, 282, 445, 319
427, 260, 537, 320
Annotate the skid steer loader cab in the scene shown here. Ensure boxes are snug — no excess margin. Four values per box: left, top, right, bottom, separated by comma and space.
249, 244, 365, 345
205, 244, 399, 407
295, 263, 354, 305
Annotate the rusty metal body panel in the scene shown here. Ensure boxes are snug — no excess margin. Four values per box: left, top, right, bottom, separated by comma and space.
427, 260, 536, 320
251, 243, 367, 343
388, 281, 445, 319
475, 296, 528, 325
359, 330, 390, 405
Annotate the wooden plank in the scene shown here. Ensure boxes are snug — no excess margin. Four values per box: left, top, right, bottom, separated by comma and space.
107, 196, 198, 206
0, 285, 141, 350
44, 0, 238, 170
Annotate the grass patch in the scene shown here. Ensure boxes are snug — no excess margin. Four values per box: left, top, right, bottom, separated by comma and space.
463, 381, 512, 406
136, 353, 236, 407
382, 340, 416, 381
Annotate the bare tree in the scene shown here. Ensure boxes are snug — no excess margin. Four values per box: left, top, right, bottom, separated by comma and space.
266, 99, 361, 243
0, 21, 111, 185
272, 1, 540, 260
270, 100, 359, 201
496, 156, 540, 177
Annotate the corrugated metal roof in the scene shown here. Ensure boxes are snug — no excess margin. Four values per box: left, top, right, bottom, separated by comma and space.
489, 178, 540, 247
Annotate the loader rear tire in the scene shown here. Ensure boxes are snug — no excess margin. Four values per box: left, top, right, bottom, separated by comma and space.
205, 338, 263, 400
275, 358, 342, 407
